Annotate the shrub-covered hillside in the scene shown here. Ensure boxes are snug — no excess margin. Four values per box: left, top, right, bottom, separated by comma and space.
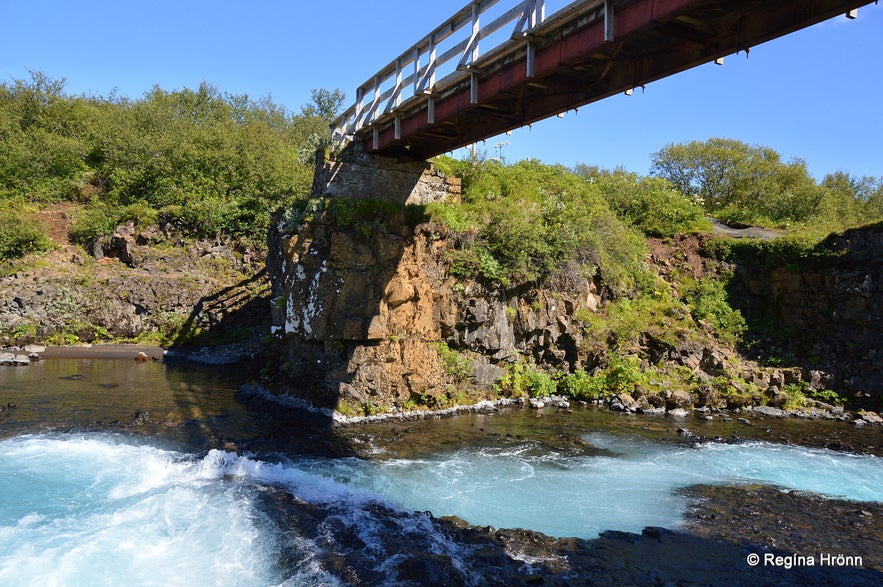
431, 146, 883, 295
416, 152, 882, 410
0, 73, 342, 347
0, 71, 341, 259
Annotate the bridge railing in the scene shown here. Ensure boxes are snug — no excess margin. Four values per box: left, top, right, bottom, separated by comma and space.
331, 0, 592, 149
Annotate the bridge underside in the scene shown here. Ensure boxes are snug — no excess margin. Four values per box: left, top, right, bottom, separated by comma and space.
360, 0, 873, 160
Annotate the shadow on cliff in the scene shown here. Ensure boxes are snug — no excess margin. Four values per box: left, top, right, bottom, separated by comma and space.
725, 222, 883, 407
264, 145, 459, 419
157, 266, 364, 456
166, 266, 271, 351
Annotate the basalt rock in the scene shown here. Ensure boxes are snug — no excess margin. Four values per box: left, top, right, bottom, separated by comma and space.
665, 389, 696, 410
91, 222, 138, 266
729, 222, 883, 401
0, 233, 268, 345
266, 208, 604, 412
610, 393, 639, 412
695, 384, 726, 409
768, 387, 792, 409
266, 155, 604, 411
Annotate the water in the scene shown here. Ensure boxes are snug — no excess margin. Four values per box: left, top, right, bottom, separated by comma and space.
2, 356, 883, 584
296, 432, 883, 539
0, 435, 290, 586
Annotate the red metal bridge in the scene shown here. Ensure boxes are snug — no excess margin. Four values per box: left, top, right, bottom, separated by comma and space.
332, 0, 875, 160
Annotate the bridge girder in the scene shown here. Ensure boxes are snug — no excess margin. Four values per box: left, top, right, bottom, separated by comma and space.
338, 0, 875, 160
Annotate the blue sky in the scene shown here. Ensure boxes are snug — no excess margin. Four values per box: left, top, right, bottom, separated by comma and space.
4, 1, 881, 179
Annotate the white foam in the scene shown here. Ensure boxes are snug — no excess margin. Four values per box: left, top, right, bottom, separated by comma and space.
689, 441, 883, 502
0, 435, 305, 586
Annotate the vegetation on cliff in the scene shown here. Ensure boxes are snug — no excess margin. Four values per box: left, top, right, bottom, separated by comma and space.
430, 157, 655, 293
0, 71, 341, 258
420, 152, 880, 412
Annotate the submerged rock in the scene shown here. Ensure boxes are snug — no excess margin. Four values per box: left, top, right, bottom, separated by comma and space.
750, 405, 786, 418
260, 483, 883, 587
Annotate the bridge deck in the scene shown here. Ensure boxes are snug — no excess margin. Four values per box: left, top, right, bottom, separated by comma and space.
332, 0, 874, 160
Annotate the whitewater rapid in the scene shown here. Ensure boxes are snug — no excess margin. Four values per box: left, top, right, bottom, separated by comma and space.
1, 432, 881, 586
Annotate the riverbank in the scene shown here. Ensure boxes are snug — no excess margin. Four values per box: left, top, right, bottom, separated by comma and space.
236, 378, 883, 457
4, 343, 882, 457
256, 482, 882, 586
1, 339, 263, 365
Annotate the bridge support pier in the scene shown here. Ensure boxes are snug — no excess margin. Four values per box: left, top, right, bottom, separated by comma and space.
267, 146, 464, 413
311, 143, 460, 206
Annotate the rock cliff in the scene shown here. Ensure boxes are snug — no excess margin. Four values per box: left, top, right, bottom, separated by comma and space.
266, 151, 883, 416
0, 216, 268, 348
266, 149, 611, 414
730, 223, 883, 399
267, 209, 609, 414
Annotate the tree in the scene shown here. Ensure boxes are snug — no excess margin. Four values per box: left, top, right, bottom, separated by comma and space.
300, 88, 345, 123
650, 138, 822, 226
596, 173, 709, 237
293, 88, 345, 160
0, 71, 91, 202
865, 179, 883, 221
820, 171, 883, 228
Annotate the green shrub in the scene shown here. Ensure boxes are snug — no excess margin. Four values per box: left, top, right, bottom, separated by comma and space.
557, 370, 608, 400
70, 199, 163, 246
597, 173, 710, 237
783, 383, 847, 407
524, 369, 557, 397
444, 243, 510, 283
474, 247, 507, 283
425, 200, 474, 232
681, 276, 746, 342
604, 354, 646, 395
435, 342, 473, 383
499, 362, 556, 397
427, 158, 648, 293
0, 208, 51, 259
808, 389, 845, 406
781, 385, 809, 410
69, 202, 119, 245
